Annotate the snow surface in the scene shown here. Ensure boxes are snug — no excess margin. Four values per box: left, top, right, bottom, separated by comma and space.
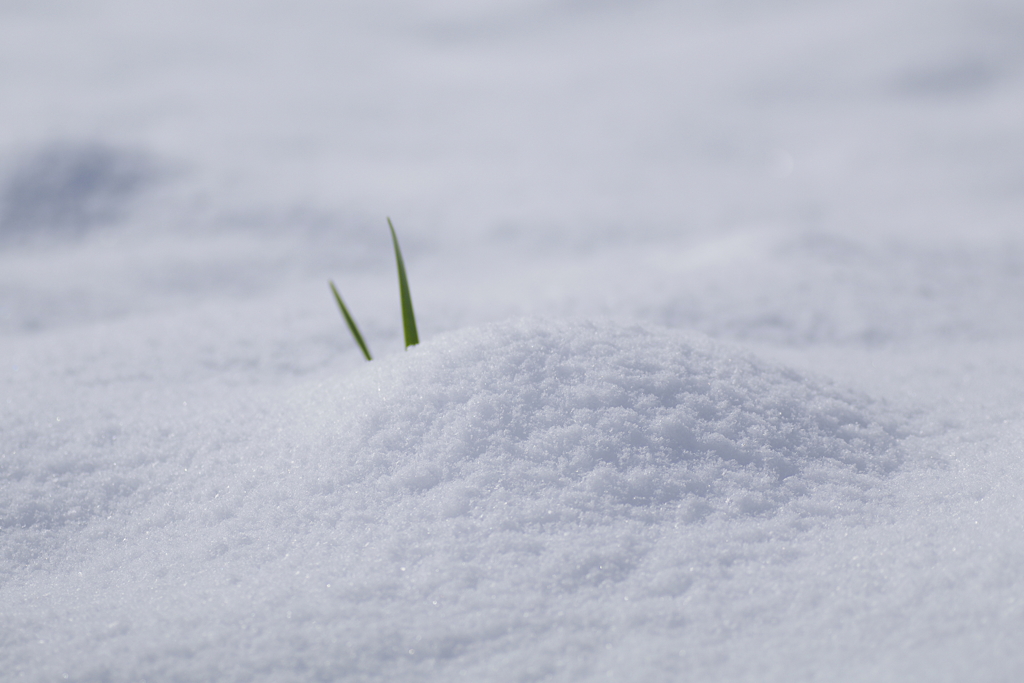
3, 0, 1024, 681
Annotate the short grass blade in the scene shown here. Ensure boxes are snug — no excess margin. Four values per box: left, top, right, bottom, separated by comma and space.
388, 218, 419, 348
329, 280, 373, 361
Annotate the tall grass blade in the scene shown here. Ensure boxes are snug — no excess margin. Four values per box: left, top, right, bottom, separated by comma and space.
388, 217, 419, 348
329, 280, 373, 361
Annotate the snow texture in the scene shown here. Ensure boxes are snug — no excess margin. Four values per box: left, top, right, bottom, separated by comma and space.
3, 320, 907, 681
3, 0, 1024, 681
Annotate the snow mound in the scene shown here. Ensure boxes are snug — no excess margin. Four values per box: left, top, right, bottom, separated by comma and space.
303, 319, 901, 520
0, 320, 908, 682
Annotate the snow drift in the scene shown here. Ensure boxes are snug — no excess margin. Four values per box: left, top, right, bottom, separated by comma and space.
304, 319, 902, 521
4, 319, 910, 682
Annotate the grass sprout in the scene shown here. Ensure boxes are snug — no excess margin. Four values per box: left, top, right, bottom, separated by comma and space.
329, 280, 373, 361
389, 217, 419, 349
330, 218, 419, 360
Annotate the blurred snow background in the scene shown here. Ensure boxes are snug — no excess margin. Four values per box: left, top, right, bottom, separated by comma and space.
2, 0, 1024, 680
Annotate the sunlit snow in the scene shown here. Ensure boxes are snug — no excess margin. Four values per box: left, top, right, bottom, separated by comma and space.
2, 0, 1024, 681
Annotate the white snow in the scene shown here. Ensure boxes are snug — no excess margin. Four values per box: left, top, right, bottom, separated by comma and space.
2, 0, 1024, 681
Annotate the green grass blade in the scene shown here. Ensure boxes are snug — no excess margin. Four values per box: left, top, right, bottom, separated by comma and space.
329, 280, 373, 361
388, 217, 419, 348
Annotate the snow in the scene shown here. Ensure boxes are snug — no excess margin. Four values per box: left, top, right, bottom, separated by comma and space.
3, 0, 1024, 681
